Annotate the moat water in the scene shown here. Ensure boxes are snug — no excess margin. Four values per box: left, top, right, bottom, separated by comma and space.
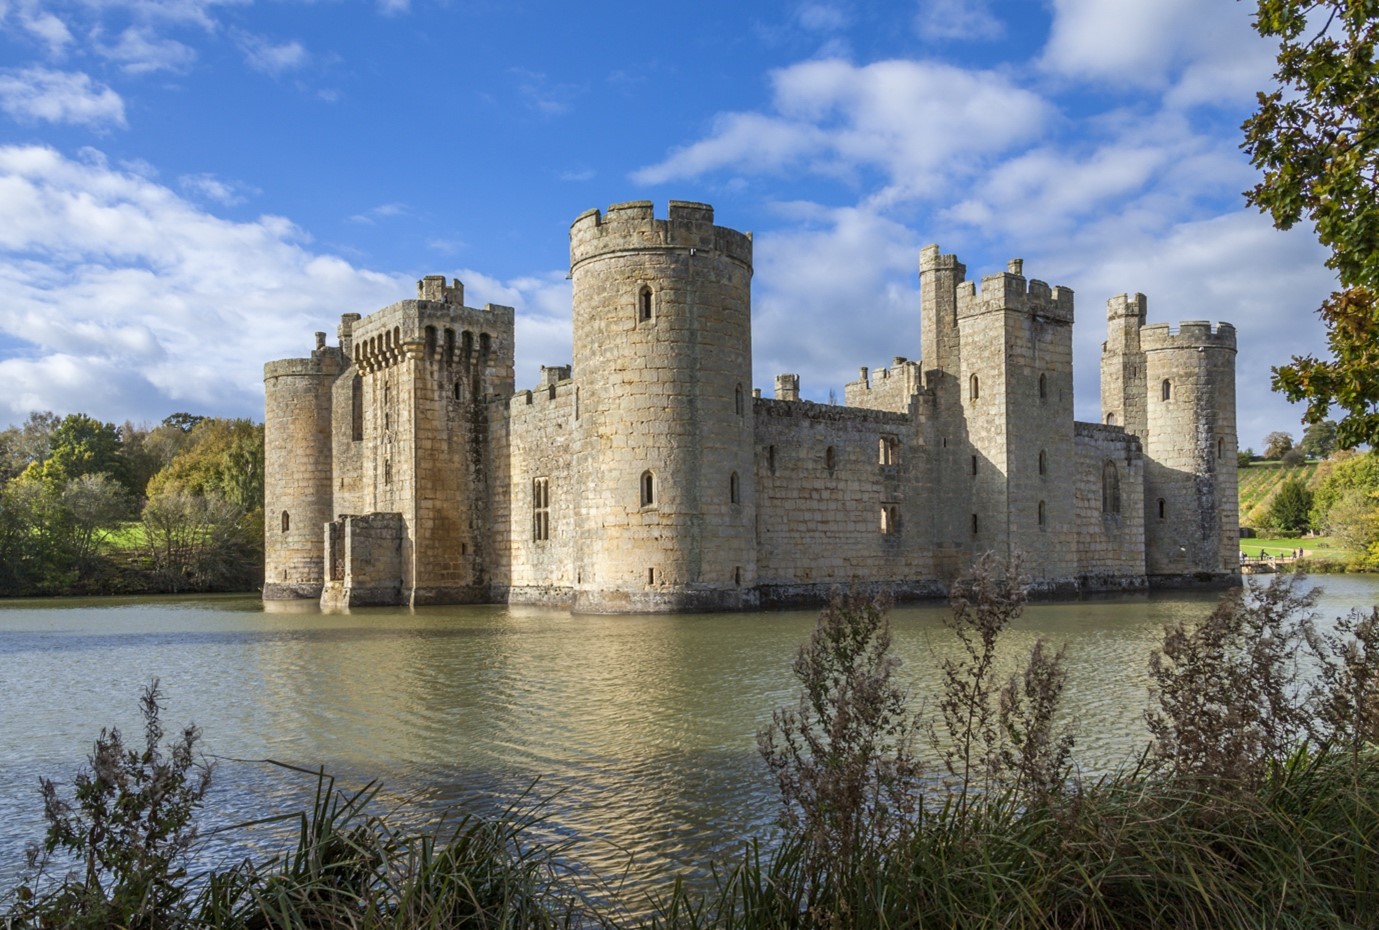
4, 575, 1379, 896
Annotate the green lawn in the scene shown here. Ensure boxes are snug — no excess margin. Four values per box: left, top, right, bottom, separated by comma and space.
105, 521, 147, 550
1239, 535, 1355, 561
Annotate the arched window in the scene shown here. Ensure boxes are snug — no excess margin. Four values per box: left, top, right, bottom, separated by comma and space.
453, 380, 462, 401
424, 325, 437, 357
730, 471, 740, 504
735, 383, 743, 416
1106, 412, 1116, 425
768, 445, 776, 475
1102, 461, 1121, 514
1161, 379, 1172, 401
281, 510, 290, 533
1038, 449, 1047, 476
638, 286, 654, 322
881, 505, 899, 535
1038, 500, 1046, 528
970, 373, 980, 401
1217, 437, 1224, 460
351, 375, 363, 441
825, 446, 836, 473
1158, 498, 1166, 520
1038, 373, 1047, 400
641, 470, 655, 507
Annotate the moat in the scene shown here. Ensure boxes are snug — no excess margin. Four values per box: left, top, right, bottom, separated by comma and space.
4, 578, 1378, 889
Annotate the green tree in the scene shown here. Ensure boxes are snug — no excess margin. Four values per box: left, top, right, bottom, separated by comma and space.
1311, 449, 1379, 522
1300, 419, 1339, 458
0, 411, 60, 482
26, 414, 133, 496
1244, 1, 1379, 448
1266, 478, 1315, 534
146, 419, 263, 513
1264, 430, 1295, 459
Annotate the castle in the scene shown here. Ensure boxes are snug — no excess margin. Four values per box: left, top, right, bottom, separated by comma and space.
263, 200, 1239, 612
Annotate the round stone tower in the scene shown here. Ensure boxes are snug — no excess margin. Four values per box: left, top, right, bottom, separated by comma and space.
569, 200, 757, 612
263, 335, 345, 600
1139, 321, 1238, 582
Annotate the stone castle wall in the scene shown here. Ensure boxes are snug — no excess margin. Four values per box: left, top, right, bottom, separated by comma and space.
1073, 423, 1147, 587
569, 201, 757, 612
263, 345, 342, 599
498, 370, 576, 605
263, 200, 1240, 612
753, 398, 940, 603
1140, 322, 1238, 580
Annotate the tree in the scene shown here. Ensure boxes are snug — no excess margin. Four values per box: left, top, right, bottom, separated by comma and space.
1244, 1, 1379, 448
1264, 430, 1295, 459
1266, 478, 1315, 534
1300, 419, 1339, 458
0, 411, 59, 482
26, 414, 133, 495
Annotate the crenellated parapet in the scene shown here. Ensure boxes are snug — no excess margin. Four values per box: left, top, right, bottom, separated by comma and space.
350, 287, 515, 376
956, 258, 1074, 323
1138, 321, 1237, 353
569, 200, 753, 272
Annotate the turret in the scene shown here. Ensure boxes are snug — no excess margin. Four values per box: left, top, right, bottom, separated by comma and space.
1100, 294, 1148, 435
263, 340, 346, 599
569, 201, 756, 611
1138, 321, 1238, 581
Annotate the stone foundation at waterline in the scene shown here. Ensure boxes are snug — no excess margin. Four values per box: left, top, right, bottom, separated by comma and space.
264, 200, 1239, 612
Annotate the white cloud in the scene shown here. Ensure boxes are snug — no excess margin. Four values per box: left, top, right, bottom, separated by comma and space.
455, 270, 573, 390
18, 8, 74, 55
750, 204, 919, 399
238, 33, 308, 75
914, 0, 1003, 41
0, 68, 126, 128
633, 58, 1053, 201
98, 26, 197, 74
1040, 0, 1273, 106
0, 145, 409, 426
349, 202, 409, 224
179, 172, 251, 206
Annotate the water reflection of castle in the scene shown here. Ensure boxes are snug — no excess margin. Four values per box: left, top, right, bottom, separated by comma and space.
264, 200, 1238, 612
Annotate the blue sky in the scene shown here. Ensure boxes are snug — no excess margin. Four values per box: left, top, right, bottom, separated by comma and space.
0, 0, 1340, 450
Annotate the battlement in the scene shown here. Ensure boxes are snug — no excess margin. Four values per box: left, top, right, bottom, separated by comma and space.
510, 371, 574, 412
264, 349, 344, 381
954, 260, 1073, 323
417, 275, 464, 305
1107, 293, 1147, 323
569, 199, 753, 270
919, 244, 967, 279
350, 299, 515, 373
1139, 321, 1237, 352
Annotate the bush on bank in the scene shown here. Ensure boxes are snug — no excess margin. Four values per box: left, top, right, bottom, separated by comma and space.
7, 568, 1379, 929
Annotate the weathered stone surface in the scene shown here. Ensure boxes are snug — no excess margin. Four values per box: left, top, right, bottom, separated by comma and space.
262, 204, 1239, 612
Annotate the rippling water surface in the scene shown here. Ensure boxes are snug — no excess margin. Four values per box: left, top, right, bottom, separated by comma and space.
3, 576, 1378, 892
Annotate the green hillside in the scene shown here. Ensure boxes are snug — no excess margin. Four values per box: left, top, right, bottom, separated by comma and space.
1238, 460, 1321, 530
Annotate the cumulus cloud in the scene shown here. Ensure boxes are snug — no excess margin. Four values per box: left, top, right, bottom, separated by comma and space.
750, 204, 920, 399
1040, 0, 1273, 106
18, 8, 74, 56
0, 68, 126, 127
0, 145, 410, 426
633, 58, 1052, 201
455, 270, 573, 390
